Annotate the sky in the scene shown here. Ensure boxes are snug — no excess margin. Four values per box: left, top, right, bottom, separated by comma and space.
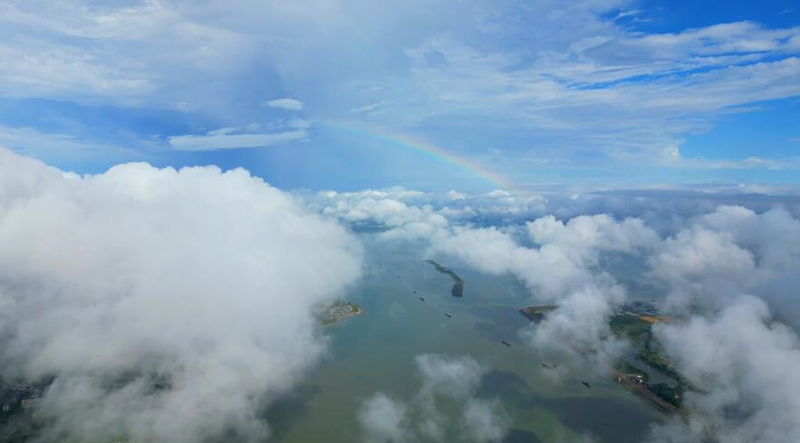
1, 0, 799, 191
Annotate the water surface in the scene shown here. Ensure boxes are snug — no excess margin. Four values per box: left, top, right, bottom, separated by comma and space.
269, 238, 664, 442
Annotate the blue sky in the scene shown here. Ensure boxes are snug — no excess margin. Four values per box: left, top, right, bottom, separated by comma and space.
1, 0, 799, 191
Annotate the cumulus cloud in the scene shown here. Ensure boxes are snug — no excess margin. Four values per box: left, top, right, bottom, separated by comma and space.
415, 354, 486, 400
423, 214, 658, 363
358, 393, 409, 443
313, 188, 662, 363
0, 148, 362, 442
313, 188, 449, 240
358, 355, 507, 443
461, 399, 507, 443
316, 188, 800, 442
650, 205, 800, 324
308, 185, 800, 240
431, 203, 800, 441
520, 285, 628, 366
648, 296, 800, 443
265, 98, 304, 111
630, 205, 800, 442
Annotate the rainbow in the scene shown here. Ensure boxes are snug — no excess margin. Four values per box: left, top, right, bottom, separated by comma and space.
320, 120, 514, 190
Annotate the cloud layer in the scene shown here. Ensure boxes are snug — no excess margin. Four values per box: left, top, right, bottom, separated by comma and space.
649, 296, 800, 443
315, 187, 800, 442
0, 148, 362, 442
358, 354, 507, 443
2, 150, 799, 443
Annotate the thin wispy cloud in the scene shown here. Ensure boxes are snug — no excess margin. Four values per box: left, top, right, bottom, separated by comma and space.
0, 0, 797, 183
265, 98, 304, 111
168, 128, 307, 151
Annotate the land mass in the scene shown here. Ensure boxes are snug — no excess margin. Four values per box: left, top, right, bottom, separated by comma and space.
520, 302, 687, 416
426, 260, 464, 297
319, 301, 363, 326
519, 305, 558, 323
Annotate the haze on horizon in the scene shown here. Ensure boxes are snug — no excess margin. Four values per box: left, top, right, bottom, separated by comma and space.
1, 1, 799, 443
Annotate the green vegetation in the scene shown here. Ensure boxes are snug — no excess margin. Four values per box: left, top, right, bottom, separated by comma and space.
609, 314, 651, 346
518, 301, 690, 414
650, 383, 683, 407
617, 361, 649, 382
618, 318, 684, 384
610, 315, 676, 374
636, 347, 683, 384
609, 312, 689, 409
426, 260, 464, 297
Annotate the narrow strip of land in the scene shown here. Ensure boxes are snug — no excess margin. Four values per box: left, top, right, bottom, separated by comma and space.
610, 367, 684, 416
426, 260, 464, 297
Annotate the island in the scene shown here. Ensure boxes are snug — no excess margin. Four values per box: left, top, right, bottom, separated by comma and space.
319, 301, 363, 326
426, 260, 464, 297
519, 302, 687, 416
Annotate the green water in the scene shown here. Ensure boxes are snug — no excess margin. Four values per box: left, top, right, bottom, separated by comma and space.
267, 239, 664, 442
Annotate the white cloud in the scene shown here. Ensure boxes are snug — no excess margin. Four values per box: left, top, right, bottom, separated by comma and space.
0, 0, 244, 106
265, 98, 304, 111
0, 148, 362, 442
648, 296, 800, 443
319, 188, 800, 443
3, 1, 799, 168
0, 36, 153, 105
358, 393, 409, 443
319, 191, 447, 232
667, 155, 800, 170
520, 284, 628, 365
376, 22, 800, 164
415, 354, 486, 400
650, 205, 800, 323
313, 188, 663, 363
350, 101, 392, 114
358, 354, 507, 443
651, 226, 755, 284
431, 214, 659, 299
446, 190, 467, 200
462, 399, 508, 443
370, 210, 660, 365
168, 128, 307, 151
